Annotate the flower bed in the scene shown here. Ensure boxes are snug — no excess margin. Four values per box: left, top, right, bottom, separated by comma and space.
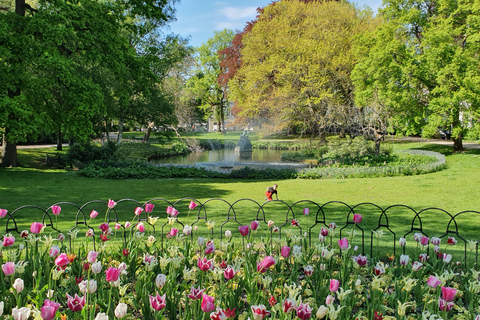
0, 203, 479, 320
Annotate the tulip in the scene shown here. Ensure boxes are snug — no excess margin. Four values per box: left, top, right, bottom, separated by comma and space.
91, 262, 102, 274
145, 203, 155, 213
399, 254, 409, 266
329, 279, 340, 292
447, 236, 457, 245
225, 230, 232, 238
251, 304, 270, 320
281, 246, 291, 258
55, 253, 70, 267
166, 206, 174, 214
169, 228, 179, 237
224, 266, 237, 280
134, 207, 143, 216
51, 205, 61, 215
267, 220, 274, 228
107, 199, 117, 208
0, 301, 3, 317
94, 313, 108, 320
442, 253, 452, 263
325, 295, 335, 305
66, 293, 86, 312
155, 274, 167, 289
105, 267, 120, 282
137, 223, 145, 233
41, 300, 60, 320
238, 225, 249, 236
438, 297, 454, 312
183, 225, 192, 235
257, 256, 275, 273
354, 254, 368, 266
0, 208, 8, 218
353, 214, 362, 224
90, 210, 99, 219
205, 243, 215, 255
338, 238, 349, 250
329, 222, 337, 229
149, 293, 166, 311
79, 280, 97, 294
86, 251, 98, 263
320, 227, 329, 237
296, 302, 312, 320
86, 229, 94, 237
197, 257, 213, 271
115, 223, 121, 230
188, 201, 197, 210
30, 222, 43, 234
399, 237, 406, 246
12, 278, 24, 293
187, 286, 205, 300
115, 302, 128, 318
250, 220, 259, 231
201, 293, 215, 312
419, 253, 428, 262
303, 208, 310, 215
98, 223, 109, 232
57, 233, 65, 242
125, 221, 131, 228
420, 236, 429, 246
431, 237, 441, 245
304, 265, 314, 277
170, 208, 179, 217
210, 308, 228, 320
282, 299, 296, 313
441, 286, 457, 302
427, 275, 441, 288
12, 307, 30, 320
414, 233, 423, 242
198, 236, 205, 246
411, 261, 423, 271
3, 235, 15, 247
316, 305, 328, 319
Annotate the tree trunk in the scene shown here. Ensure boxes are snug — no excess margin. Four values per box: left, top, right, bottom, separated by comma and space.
143, 127, 151, 143
56, 127, 62, 151
1, 129, 20, 167
375, 139, 381, 156
320, 131, 326, 143
117, 118, 123, 144
453, 135, 463, 152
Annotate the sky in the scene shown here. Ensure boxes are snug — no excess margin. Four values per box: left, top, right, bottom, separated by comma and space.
168, 0, 383, 48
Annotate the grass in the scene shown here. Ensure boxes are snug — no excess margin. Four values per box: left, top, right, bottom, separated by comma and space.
2, 137, 480, 264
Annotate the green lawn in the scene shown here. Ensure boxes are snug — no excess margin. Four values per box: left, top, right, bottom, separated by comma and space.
1, 139, 479, 264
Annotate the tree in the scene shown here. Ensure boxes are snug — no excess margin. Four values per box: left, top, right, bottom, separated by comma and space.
186, 29, 235, 133
229, 1, 373, 139
352, 0, 480, 151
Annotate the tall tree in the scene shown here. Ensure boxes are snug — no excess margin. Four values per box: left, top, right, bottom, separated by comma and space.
186, 29, 235, 133
229, 1, 373, 138
353, 0, 480, 151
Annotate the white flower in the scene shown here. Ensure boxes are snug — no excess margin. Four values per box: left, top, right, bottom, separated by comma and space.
114, 303, 127, 319
12, 278, 24, 293
0, 301, 3, 317
94, 312, 109, 320
12, 307, 30, 320
225, 230, 232, 238
91, 262, 102, 274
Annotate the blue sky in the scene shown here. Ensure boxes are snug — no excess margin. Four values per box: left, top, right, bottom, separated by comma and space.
168, 0, 383, 48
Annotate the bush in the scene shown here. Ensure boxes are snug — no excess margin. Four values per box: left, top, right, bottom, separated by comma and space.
171, 142, 189, 153
64, 141, 121, 168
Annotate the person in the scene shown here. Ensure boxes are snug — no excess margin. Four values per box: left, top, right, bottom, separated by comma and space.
265, 184, 278, 201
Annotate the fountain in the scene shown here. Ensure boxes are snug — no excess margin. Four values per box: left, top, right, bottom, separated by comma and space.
234, 130, 253, 160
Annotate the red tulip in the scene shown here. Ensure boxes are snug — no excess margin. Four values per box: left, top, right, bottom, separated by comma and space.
238, 225, 249, 236
66, 293, 86, 312
149, 293, 166, 311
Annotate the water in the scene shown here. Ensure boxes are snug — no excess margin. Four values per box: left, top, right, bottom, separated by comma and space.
151, 149, 285, 165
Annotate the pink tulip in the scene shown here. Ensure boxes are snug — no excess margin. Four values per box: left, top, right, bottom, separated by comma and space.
107, 199, 117, 208
420, 236, 430, 246
134, 207, 143, 216
30, 222, 43, 234
257, 256, 275, 273
89, 210, 99, 219
250, 220, 260, 231
145, 203, 155, 213
329, 279, 340, 292
427, 275, 441, 288
320, 227, 329, 237
51, 205, 61, 216
303, 208, 310, 215
441, 286, 457, 302
338, 238, 349, 250
98, 223, 109, 232
87, 251, 98, 263
105, 267, 120, 282
171, 208, 179, 217
66, 293, 86, 312
168, 228, 178, 238
197, 257, 213, 271
54, 253, 70, 267
149, 293, 166, 311
238, 225, 249, 236
224, 266, 237, 280
41, 300, 60, 320
0, 208, 8, 218
296, 302, 312, 320
438, 297, 454, 312
125, 221, 131, 228
326, 295, 335, 305
115, 223, 121, 230
86, 229, 94, 237
137, 222, 145, 233
204, 243, 215, 255
166, 206, 174, 214
188, 201, 197, 210
187, 286, 205, 300
281, 246, 291, 258
353, 214, 362, 224
251, 304, 270, 319
201, 293, 215, 312
3, 235, 15, 247
49, 245, 60, 257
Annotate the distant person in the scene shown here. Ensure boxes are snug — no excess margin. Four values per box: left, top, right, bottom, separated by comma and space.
265, 184, 278, 201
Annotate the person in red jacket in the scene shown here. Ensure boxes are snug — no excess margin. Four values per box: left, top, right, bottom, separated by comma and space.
265, 184, 278, 201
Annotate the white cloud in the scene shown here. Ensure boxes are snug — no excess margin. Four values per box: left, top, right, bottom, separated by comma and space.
218, 6, 257, 21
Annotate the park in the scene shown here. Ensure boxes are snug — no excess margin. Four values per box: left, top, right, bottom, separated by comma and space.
1, 0, 480, 319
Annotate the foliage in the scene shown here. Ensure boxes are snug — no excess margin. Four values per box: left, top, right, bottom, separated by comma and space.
229, 1, 375, 137
171, 142, 189, 154
281, 147, 329, 162
64, 141, 122, 168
